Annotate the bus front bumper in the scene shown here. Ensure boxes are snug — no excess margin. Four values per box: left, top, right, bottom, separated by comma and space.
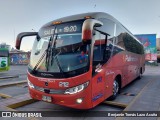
28, 86, 92, 109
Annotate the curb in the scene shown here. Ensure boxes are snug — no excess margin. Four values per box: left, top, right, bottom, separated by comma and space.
0, 80, 27, 88
0, 75, 19, 79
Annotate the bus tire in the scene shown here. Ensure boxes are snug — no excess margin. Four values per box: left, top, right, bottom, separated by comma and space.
109, 79, 119, 100
138, 68, 142, 79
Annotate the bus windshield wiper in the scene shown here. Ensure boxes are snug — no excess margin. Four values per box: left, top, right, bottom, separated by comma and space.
45, 36, 53, 71
55, 54, 64, 74
50, 34, 65, 75
30, 27, 64, 74
50, 33, 58, 66
31, 36, 52, 74
31, 49, 47, 74
45, 27, 57, 71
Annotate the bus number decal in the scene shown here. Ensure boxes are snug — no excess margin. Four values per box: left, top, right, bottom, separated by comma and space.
59, 82, 69, 87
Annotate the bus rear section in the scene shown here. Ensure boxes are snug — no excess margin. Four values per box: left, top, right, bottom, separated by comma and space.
0, 48, 9, 72
15, 12, 145, 109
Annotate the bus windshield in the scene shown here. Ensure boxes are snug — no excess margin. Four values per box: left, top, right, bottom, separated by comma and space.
30, 20, 90, 74
39, 34, 89, 73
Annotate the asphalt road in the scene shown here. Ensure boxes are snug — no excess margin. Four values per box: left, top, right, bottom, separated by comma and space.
0, 65, 28, 100
0, 65, 160, 120
0, 65, 28, 85
0, 65, 28, 76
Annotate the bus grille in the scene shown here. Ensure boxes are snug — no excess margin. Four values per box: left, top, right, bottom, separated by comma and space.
34, 86, 65, 94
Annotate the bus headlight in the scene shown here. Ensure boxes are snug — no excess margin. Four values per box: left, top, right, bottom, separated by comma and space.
27, 78, 35, 89
64, 81, 89, 95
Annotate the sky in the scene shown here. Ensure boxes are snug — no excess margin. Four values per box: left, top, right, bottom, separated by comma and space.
0, 0, 160, 51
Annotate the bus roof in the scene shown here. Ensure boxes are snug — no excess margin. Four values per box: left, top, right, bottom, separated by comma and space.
42, 12, 119, 28
41, 12, 142, 45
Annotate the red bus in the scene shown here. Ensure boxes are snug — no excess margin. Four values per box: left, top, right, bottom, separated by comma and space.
15, 12, 145, 109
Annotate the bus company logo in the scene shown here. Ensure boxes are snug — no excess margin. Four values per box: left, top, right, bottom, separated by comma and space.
125, 55, 138, 62
92, 92, 103, 101
38, 78, 56, 83
41, 73, 54, 77
106, 70, 115, 76
95, 64, 102, 72
38, 78, 47, 82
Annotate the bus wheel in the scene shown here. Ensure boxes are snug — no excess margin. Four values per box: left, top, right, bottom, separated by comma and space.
110, 79, 119, 100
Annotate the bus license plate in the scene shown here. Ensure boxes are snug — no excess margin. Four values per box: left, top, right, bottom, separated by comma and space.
42, 95, 52, 102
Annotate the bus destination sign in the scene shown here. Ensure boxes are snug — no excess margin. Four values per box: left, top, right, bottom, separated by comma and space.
39, 20, 83, 37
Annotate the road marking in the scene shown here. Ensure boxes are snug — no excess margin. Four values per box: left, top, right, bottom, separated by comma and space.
115, 78, 155, 120
0, 93, 12, 98
0, 80, 27, 88
7, 99, 37, 109
103, 101, 128, 109
0, 105, 17, 111
120, 92, 136, 96
6, 106, 17, 111
16, 84, 28, 87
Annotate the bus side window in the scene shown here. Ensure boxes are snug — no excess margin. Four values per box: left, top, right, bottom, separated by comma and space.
92, 18, 115, 74
104, 43, 113, 61
93, 45, 105, 61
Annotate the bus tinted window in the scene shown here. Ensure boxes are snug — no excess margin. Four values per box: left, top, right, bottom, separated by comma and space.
93, 45, 105, 61
115, 24, 126, 50
93, 18, 115, 66
123, 33, 144, 54
115, 24, 144, 55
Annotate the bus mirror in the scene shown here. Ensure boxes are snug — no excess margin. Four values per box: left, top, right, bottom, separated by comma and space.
82, 19, 103, 44
94, 22, 103, 27
82, 29, 92, 44
15, 32, 38, 50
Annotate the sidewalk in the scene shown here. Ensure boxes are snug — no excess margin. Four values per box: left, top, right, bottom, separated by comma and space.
116, 65, 160, 120
124, 78, 160, 111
